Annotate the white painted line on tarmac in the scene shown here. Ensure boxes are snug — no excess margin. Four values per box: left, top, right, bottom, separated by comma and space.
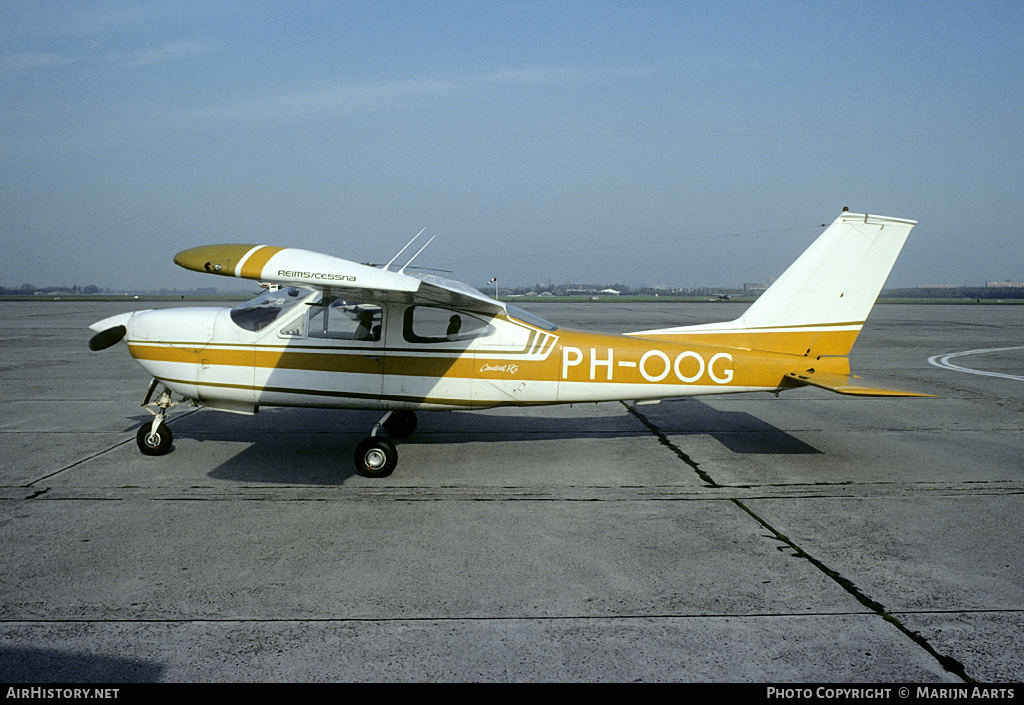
927, 346, 1024, 381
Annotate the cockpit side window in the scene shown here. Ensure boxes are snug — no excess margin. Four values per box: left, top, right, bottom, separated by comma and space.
231, 286, 310, 332
403, 306, 494, 344
306, 295, 383, 341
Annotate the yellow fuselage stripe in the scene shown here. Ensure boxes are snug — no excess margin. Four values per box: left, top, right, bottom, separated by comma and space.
128, 325, 854, 394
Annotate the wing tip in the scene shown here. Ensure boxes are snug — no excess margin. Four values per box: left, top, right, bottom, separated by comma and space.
174, 244, 263, 277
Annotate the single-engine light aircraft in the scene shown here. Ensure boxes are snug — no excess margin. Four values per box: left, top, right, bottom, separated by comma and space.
89, 210, 931, 477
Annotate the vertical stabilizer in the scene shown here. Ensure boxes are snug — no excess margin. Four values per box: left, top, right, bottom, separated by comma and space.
736, 212, 916, 333
631, 211, 917, 357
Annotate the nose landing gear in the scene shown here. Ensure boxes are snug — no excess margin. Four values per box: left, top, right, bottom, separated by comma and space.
136, 381, 188, 456
137, 421, 172, 456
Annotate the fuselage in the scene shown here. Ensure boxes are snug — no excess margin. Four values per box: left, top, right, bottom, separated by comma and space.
99, 287, 808, 415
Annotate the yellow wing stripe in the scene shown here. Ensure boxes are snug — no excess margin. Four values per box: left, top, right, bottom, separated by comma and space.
238, 246, 285, 279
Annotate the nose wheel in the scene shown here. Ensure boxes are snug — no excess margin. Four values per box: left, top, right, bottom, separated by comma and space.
137, 422, 172, 455
135, 382, 187, 456
353, 410, 417, 477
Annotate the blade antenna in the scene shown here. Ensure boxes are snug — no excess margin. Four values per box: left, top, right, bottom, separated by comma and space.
384, 228, 426, 270
398, 235, 436, 274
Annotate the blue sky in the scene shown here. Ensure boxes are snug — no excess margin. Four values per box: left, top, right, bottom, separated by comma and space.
2, 1, 1022, 291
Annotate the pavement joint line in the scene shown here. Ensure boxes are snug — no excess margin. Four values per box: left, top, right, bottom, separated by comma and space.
0, 611, 990, 625
25, 444, 132, 487
26, 438, 136, 487
24, 408, 202, 487
623, 400, 977, 684
15, 480, 1021, 502
622, 401, 719, 487
2, 609, 1021, 628
730, 497, 975, 684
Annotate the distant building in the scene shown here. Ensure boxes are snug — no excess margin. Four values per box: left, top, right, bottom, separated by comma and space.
986, 281, 1024, 288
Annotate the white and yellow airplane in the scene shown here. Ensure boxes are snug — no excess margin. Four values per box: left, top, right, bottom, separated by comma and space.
89, 209, 930, 477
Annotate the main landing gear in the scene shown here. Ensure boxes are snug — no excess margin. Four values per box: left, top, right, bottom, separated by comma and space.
130, 381, 416, 477
136, 381, 186, 456
354, 410, 417, 478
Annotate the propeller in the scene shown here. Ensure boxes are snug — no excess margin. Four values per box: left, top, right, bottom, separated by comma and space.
88, 325, 126, 351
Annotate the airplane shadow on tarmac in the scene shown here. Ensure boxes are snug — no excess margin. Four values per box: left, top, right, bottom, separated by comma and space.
635, 398, 823, 456
127, 397, 820, 485
0, 646, 164, 683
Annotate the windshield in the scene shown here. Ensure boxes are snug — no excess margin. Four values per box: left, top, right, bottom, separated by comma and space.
506, 305, 558, 331
230, 286, 311, 332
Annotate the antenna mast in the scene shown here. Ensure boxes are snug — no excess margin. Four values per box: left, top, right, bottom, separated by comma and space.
398, 235, 436, 274
384, 228, 426, 270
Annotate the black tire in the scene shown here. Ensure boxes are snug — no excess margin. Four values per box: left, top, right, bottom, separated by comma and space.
354, 436, 398, 478
382, 410, 417, 439
137, 422, 172, 456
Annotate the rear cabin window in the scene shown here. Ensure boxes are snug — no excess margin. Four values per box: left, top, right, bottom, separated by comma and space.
403, 306, 494, 344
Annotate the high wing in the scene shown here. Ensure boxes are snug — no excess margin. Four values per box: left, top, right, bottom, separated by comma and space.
173, 244, 504, 316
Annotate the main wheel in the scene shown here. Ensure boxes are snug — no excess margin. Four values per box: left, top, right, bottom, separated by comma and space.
354, 436, 398, 478
382, 410, 417, 439
137, 422, 172, 456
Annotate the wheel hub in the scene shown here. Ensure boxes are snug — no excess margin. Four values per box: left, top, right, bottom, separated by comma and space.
364, 448, 387, 469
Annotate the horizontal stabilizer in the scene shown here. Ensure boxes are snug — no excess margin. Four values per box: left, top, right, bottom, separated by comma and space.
786, 370, 935, 397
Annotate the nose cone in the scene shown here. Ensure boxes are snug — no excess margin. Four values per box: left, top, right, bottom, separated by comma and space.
124, 308, 224, 385
88, 310, 151, 351
90, 311, 145, 334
